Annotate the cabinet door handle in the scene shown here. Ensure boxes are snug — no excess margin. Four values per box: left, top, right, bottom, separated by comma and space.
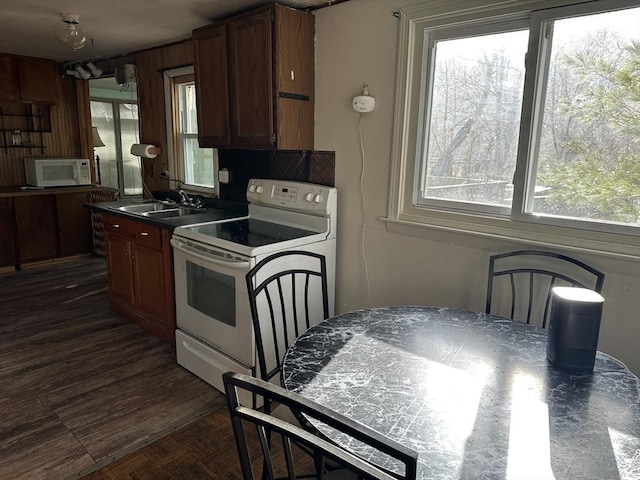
112, 224, 120, 228
140, 232, 149, 236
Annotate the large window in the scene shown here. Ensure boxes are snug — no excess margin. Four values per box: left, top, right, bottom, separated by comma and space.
164, 66, 217, 194
418, 21, 529, 213
525, 6, 640, 226
389, 0, 639, 255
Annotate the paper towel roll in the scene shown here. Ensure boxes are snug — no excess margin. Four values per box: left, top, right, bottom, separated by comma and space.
130, 143, 160, 158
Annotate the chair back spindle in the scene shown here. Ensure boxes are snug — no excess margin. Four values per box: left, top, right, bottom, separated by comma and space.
486, 250, 605, 328
246, 251, 330, 390
224, 372, 419, 480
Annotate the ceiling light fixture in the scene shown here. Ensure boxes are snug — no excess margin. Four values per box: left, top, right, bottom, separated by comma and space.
74, 64, 91, 80
86, 62, 102, 78
56, 13, 88, 51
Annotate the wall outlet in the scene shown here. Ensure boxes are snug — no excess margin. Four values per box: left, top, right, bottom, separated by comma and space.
219, 168, 231, 184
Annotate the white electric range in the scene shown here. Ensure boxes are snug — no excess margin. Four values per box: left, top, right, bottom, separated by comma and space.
170, 179, 337, 394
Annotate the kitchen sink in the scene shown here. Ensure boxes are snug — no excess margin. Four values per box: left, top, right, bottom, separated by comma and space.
110, 201, 207, 218
116, 202, 177, 213
143, 207, 204, 218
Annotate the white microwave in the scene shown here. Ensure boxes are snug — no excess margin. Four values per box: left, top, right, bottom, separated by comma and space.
24, 157, 92, 187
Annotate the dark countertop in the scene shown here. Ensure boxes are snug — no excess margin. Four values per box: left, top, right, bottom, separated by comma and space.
282, 306, 640, 480
0, 185, 104, 197
87, 198, 248, 230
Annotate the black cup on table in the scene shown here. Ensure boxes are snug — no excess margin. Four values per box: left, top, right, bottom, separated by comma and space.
546, 286, 605, 373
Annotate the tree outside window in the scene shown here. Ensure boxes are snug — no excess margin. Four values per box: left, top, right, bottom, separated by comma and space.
415, 2, 640, 229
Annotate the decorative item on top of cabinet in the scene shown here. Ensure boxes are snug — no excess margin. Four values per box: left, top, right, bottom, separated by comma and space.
103, 214, 176, 343
0, 54, 59, 104
193, 3, 314, 150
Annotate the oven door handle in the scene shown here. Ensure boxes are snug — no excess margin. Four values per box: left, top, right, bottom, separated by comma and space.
170, 238, 252, 269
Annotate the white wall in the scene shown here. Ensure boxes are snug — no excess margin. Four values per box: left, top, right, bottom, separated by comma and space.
314, 0, 640, 375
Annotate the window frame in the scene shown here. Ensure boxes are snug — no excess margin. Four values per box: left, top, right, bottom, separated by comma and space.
163, 65, 218, 195
414, 16, 530, 217
386, 0, 640, 260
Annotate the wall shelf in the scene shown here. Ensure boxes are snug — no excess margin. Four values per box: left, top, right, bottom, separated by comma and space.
0, 145, 46, 151
0, 105, 50, 154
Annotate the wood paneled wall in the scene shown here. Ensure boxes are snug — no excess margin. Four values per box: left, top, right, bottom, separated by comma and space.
0, 72, 91, 187
134, 40, 193, 195
0, 39, 192, 190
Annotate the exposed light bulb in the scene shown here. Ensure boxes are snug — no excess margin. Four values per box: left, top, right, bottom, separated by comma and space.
56, 13, 88, 51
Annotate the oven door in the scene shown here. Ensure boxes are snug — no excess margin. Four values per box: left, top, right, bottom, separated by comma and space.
171, 236, 255, 367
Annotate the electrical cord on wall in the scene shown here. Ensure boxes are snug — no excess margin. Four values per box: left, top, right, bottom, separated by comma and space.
159, 170, 186, 186
358, 113, 372, 304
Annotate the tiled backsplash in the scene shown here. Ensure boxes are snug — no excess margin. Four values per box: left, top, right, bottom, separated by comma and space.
218, 150, 335, 201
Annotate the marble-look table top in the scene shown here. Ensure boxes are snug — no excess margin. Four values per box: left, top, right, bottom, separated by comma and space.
281, 306, 640, 480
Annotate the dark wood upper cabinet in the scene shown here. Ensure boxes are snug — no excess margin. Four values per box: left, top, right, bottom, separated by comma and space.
17, 57, 59, 104
227, 9, 274, 148
274, 5, 315, 150
0, 54, 59, 104
193, 4, 314, 150
0, 56, 20, 102
193, 24, 231, 146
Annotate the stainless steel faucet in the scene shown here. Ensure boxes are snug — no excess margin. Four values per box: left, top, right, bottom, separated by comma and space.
177, 189, 192, 206
177, 189, 205, 209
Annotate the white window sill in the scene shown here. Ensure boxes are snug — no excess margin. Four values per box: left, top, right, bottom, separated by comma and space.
382, 212, 640, 266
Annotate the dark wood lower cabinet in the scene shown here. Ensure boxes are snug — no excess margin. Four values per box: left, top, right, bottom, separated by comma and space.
133, 243, 168, 321
14, 195, 57, 262
2, 190, 93, 268
104, 214, 176, 344
105, 234, 135, 304
0, 197, 16, 267
56, 192, 92, 256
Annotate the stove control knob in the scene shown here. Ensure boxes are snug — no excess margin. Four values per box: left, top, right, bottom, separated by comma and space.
305, 192, 315, 202
256, 185, 264, 194
248, 184, 257, 193
314, 193, 324, 204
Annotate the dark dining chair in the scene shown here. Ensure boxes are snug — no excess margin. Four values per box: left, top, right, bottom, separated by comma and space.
485, 250, 605, 328
223, 372, 419, 480
246, 250, 341, 475
246, 250, 330, 402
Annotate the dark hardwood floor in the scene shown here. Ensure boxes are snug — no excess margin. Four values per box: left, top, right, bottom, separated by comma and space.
0, 258, 227, 479
80, 408, 243, 479
80, 409, 242, 479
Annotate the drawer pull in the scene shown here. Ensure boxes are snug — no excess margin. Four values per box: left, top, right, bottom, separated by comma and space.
140, 232, 149, 236
112, 224, 120, 228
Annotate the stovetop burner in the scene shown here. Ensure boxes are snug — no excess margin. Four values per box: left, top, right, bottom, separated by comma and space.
183, 218, 318, 249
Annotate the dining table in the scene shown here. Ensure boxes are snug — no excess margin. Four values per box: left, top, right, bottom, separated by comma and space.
281, 306, 640, 480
